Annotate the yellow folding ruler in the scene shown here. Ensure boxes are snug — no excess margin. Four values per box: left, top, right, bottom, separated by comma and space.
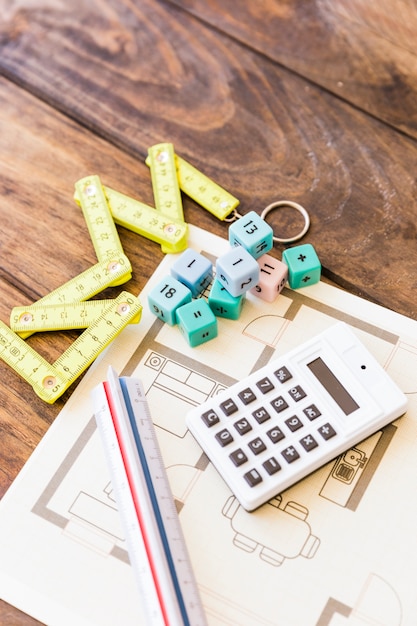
74, 175, 132, 285
9, 298, 142, 333
147, 142, 184, 223
15, 255, 132, 339
0, 291, 142, 404
146, 144, 240, 221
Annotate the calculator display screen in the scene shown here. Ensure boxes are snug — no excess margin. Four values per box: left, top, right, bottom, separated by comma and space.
307, 357, 360, 415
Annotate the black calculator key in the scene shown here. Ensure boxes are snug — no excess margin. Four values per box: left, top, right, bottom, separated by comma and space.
244, 468, 263, 487
288, 385, 307, 402
266, 426, 285, 443
248, 437, 267, 455
263, 457, 281, 475
220, 398, 238, 416
233, 418, 252, 435
256, 377, 274, 394
300, 434, 319, 452
230, 449, 248, 467
271, 396, 289, 413
281, 446, 300, 464
238, 387, 257, 405
252, 407, 271, 424
215, 428, 234, 447
303, 404, 321, 421
285, 415, 303, 432
318, 423, 337, 440
274, 366, 292, 383
201, 409, 220, 427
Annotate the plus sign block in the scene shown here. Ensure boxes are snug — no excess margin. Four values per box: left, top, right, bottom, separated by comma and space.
176, 299, 218, 347
282, 243, 321, 289
148, 275, 192, 325
171, 248, 213, 297
208, 278, 245, 319
250, 254, 288, 302
229, 210, 273, 259
216, 246, 260, 297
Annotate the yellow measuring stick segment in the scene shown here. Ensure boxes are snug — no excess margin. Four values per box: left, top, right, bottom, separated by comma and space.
17, 255, 132, 339
10, 299, 141, 333
0, 292, 142, 404
74, 175, 131, 285
145, 150, 240, 221
103, 185, 188, 254
147, 142, 184, 223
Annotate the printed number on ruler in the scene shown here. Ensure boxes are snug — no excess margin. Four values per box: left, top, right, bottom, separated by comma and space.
16, 255, 132, 339
74, 175, 131, 285
0, 292, 142, 404
148, 142, 184, 223
10, 299, 141, 333
103, 185, 188, 254
146, 149, 240, 221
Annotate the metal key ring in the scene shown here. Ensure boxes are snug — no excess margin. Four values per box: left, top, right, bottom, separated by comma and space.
261, 200, 310, 243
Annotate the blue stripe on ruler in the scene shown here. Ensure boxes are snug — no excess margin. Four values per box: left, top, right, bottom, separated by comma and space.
119, 377, 190, 626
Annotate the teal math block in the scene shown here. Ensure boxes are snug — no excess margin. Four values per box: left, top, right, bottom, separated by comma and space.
282, 243, 321, 289
208, 278, 245, 320
176, 299, 218, 347
148, 275, 192, 325
229, 210, 273, 259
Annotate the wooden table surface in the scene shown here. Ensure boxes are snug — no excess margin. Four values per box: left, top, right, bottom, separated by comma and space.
1, 1, 417, 623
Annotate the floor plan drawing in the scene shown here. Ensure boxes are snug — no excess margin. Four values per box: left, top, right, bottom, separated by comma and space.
1, 226, 417, 626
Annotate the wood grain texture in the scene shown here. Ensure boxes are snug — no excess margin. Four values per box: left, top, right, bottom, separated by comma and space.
171, 0, 417, 139
1, 1, 417, 316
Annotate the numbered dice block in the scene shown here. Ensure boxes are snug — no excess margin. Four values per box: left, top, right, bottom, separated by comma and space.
229, 210, 273, 259
216, 246, 260, 297
176, 299, 218, 347
250, 254, 288, 302
171, 248, 213, 297
282, 243, 321, 289
208, 278, 245, 320
148, 276, 192, 325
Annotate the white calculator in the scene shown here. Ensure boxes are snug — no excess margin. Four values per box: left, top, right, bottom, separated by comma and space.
186, 322, 407, 511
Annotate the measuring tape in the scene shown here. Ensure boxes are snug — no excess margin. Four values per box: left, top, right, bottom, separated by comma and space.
92, 368, 207, 626
103, 185, 188, 254
9, 298, 141, 333
16, 255, 132, 339
146, 149, 240, 221
148, 143, 184, 224
0, 292, 142, 404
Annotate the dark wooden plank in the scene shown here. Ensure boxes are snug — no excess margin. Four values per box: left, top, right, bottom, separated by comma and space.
172, 0, 417, 139
1, 1, 417, 318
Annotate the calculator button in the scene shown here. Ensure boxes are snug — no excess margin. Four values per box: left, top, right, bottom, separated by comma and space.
281, 446, 300, 464
220, 398, 238, 416
238, 387, 257, 405
201, 409, 220, 427
256, 377, 274, 394
303, 404, 321, 421
266, 426, 285, 443
270, 396, 289, 413
252, 407, 271, 424
230, 449, 248, 467
300, 434, 318, 452
263, 457, 281, 475
215, 429, 234, 447
244, 468, 263, 487
284, 415, 303, 432
288, 385, 307, 402
248, 437, 267, 455
274, 366, 292, 383
233, 418, 252, 436
318, 423, 337, 440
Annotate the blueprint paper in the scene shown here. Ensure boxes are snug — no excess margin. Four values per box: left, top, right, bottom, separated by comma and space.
1, 225, 417, 625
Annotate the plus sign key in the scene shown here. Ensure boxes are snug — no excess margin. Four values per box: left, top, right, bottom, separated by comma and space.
282, 243, 321, 289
